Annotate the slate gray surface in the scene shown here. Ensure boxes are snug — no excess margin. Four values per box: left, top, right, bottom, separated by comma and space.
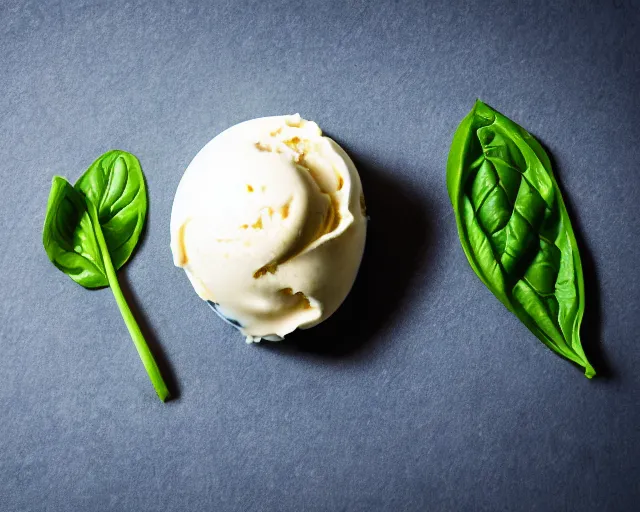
1, 1, 639, 511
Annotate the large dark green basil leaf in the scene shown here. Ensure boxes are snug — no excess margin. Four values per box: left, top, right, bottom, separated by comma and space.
42, 176, 108, 288
447, 100, 595, 378
75, 150, 147, 271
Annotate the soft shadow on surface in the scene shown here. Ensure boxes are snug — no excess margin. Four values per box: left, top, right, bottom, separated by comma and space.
261, 151, 433, 358
119, 272, 181, 400
540, 141, 611, 379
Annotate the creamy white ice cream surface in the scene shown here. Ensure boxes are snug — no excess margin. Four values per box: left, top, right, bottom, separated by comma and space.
170, 114, 367, 342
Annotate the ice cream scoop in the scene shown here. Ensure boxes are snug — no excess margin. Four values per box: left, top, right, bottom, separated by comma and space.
170, 114, 367, 342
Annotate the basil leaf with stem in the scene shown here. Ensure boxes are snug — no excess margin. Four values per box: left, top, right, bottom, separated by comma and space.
446, 101, 595, 378
43, 151, 169, 401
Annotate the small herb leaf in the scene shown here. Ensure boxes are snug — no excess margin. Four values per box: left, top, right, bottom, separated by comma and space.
43, 176, 107, 288
75, 150, 147, 271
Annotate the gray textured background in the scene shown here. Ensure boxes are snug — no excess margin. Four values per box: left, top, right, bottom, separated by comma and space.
1, 1, 639, 511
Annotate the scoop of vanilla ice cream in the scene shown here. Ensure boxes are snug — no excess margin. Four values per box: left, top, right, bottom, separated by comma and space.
170, 114, 367, 340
